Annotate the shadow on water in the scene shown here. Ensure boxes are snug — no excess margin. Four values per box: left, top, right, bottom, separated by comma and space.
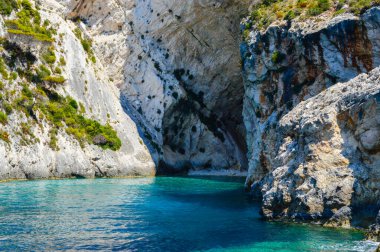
150, 176, 250, 209
182, 175, 246, 183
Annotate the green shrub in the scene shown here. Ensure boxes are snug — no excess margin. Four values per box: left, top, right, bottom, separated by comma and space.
22, 84, 33, 98
307, 7, 323, 16
11, 72, 18, 80
349, 0, 378, 14
245, 0, 377, 31
81, 39, 92, 53
59, 56, 66, 66
334, 8, 347, 15
73, 28, 82, 39
308, 0, 331, 16
79, 102, 86, 114
19, 122, 36, 145
0, 130, 10, 143
0, 0, 18, 15
285, 10, 297, 20
36, 65, 51, 80
0, 34, 120, 151
0, 58, 9, 79
4, 103, 13, 115
73, 27, 96, 63
90, 55, 96, 63
49, 128, 59, 150
4, 0, 55, 42
42, 75, 65, 84
38, 93, 121, 151
42, 47, 56, 64
68, 98, 78, 110
0, 111, 8, 125
243, 29, 251, 40
54, 67, 62, 74
271, 51, 285, 63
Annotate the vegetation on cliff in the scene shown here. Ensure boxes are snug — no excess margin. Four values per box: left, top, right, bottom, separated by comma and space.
0, 1, 121, 151
245, 0, 380, 32
4, 0, 56, 42
73, 27, 96, 63
0, 0, 18, 16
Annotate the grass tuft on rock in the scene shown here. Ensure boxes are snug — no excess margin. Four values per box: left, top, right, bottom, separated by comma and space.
0, 0, 18, 16
244, 0, 380, 32
4, 0, 56, 42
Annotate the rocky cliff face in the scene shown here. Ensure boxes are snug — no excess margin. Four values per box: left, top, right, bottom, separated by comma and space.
0, 0, 255, 179
242, 7, 380, 228
0, 0, 256, 179
0, 0, 155, 179
59, 0, 251, 173
260, 68, 379, 226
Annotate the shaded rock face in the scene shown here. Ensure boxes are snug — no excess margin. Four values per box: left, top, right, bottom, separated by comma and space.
369, 211, 380, 241
242, 8, 380, 227
63, 0, 251, 172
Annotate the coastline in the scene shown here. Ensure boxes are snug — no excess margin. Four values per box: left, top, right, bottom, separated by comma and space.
0, 175, 157, 184
0, 169, 248, 184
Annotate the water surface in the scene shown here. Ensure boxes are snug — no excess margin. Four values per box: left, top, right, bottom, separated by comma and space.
0, 176, 377, 251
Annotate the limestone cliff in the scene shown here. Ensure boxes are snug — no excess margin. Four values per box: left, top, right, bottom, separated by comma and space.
260, 68, 379, 226
242, 6, 380, 228
1, 0, 253, 177
58, 0, 251, 173
0, 0, 155, 179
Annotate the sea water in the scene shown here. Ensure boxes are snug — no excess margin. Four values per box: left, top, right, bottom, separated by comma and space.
0, 176, 377, 251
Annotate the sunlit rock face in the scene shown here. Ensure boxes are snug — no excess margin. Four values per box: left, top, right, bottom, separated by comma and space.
260, 68, 380, 226
242, 7, 380, 227
61, 0, 251, 173
0, 0, 156, 179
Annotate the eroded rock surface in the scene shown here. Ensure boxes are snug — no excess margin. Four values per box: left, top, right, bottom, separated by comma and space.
242, 7, 380, 228
261, 68, 379, 226
369, 211, 380, 241
59, 0, 251, 172
0, 0, 255, 178
0, 1, 155, 179
242, 8, 380, 186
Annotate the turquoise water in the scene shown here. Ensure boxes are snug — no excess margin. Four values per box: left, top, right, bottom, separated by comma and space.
0, 176, 377, 251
